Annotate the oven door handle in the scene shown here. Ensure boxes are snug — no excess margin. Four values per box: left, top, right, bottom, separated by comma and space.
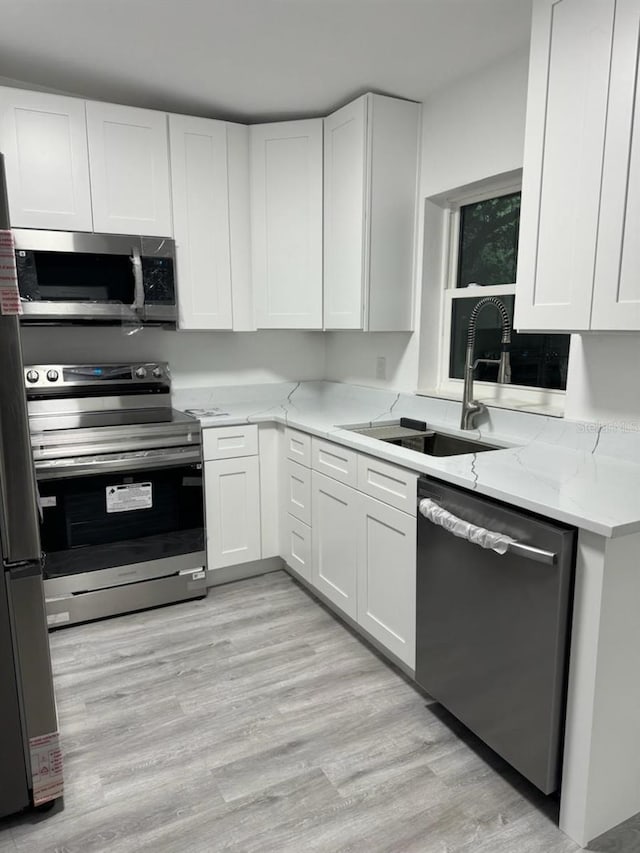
35, 448, 202, 479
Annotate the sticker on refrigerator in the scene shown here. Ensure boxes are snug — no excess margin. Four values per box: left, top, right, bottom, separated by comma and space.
106, 482, 152, 513
29, 731, 64, 806
0, 230, 22, 316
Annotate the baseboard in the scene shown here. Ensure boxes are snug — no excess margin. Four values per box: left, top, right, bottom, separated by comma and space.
206, 556, 285, 587
282, 562, 416, 682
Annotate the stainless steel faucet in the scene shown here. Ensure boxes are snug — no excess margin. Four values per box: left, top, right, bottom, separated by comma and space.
460, 296, 512, 430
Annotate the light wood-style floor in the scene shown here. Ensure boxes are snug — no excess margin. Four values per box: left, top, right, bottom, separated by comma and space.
1, 571, 638, 853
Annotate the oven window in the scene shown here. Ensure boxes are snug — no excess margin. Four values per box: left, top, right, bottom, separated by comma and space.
17, 251, 135, 304
39, 464, 204, 578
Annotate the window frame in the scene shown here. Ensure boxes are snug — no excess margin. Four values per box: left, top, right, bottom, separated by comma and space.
435, 180, 567, 413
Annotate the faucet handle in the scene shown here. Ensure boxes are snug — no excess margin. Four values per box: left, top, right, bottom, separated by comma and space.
461, 399, 486, 431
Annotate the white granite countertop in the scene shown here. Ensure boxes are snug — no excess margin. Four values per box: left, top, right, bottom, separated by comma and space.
174, 381, 640, 539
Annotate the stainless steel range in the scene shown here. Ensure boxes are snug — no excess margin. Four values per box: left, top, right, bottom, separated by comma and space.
24, 362, 206, 628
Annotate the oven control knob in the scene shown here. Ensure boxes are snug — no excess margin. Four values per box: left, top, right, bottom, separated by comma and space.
152, 366, 163, 378
46, 369, 59, 382
26, 369, 39, 384
135, 367, 147, 379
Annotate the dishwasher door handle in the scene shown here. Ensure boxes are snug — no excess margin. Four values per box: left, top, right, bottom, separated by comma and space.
504, 541, 557, 566
418, 497, 557, 566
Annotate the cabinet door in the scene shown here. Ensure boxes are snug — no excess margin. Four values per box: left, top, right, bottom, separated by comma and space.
0, 88, 93, 231
357, 494, 416, 668
205, 457, 261, 570
227, 123, 254, 331
311, 471, 358, 618
169, 115, 232, 329
515, 0, 616, 332
86, 101, 172, 236
251, 119, 323, 329
323, 96, 367, 330
367, 95, 420, 332
592, 0, 640, 330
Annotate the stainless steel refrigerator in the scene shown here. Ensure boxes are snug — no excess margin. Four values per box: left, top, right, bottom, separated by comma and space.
0, 153, 63, 818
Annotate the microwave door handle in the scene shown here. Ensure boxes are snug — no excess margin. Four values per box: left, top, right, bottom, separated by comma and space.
131, 247, 144, 318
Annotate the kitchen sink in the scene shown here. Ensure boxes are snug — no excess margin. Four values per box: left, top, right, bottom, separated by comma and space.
417, 432, 500, 456
347, 422, 501, 456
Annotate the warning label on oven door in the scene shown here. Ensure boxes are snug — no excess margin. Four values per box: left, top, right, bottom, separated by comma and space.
106, 482, 152, 513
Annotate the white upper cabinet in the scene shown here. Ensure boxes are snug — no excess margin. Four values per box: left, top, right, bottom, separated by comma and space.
250, 119, 323, 329
169, 114, 233, 329
0, 87, 93, 231
323, 97, 367, 329
86, 101, 172, 236
323, 93, 420, 331
515, 0, 617, 332
591, 0, 640, 330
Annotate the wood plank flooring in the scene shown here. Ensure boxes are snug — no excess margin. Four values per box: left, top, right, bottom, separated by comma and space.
1, 570, 638, 852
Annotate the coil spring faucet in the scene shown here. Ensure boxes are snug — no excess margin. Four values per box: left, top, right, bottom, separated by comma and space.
460, 296, 512, 430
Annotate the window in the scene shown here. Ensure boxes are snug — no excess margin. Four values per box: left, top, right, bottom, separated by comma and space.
438, 184, 570, 410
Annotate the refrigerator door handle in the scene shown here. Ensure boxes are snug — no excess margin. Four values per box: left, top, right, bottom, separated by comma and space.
0, 154, 42, 567
0, 315, 42, 566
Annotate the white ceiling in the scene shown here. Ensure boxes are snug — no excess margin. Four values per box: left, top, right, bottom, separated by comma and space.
0, 0, 532, 122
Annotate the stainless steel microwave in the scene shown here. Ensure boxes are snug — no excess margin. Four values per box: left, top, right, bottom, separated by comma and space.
14, 229, 177, 326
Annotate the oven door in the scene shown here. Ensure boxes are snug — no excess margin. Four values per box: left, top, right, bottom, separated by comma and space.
37, 455, 204, 592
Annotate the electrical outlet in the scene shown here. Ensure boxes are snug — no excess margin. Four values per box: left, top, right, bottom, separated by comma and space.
376, 356, 387, 380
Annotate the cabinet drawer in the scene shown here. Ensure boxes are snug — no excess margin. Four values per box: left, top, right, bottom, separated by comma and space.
283, 514, 312, 582
283, 459, 312, 525
284, 428, 311, 467
357, 455, 418, 515
202, 425, 258, 461
311, 438, 357, 487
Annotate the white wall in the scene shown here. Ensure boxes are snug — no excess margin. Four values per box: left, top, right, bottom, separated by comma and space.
349, 44, 640, 429
420, 51, 529, 199
325, 49, 530, 394
564, 335, 640, 426
19, 327, 326, 389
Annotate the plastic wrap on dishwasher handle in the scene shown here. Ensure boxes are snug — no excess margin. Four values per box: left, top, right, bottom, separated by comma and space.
418, 498, 516, 555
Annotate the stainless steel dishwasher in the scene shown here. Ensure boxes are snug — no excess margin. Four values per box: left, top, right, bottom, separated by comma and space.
416, 477, 576, 795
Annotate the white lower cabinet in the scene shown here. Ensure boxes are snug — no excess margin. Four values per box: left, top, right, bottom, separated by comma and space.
280, 431, 418, 669
283, 514, 312, 582
205, 456, 261, 570
357, 494, 416, 668
311, 471, 358, 619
